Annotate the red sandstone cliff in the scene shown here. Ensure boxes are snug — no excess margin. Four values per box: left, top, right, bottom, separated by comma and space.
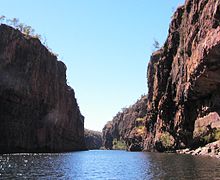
102, 95, 147, 151
102, 0, 220, 154
0, 24, 86, 153
145, 0, 220, 151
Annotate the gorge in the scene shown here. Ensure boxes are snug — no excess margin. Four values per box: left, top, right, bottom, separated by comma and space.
102, 0, 220, 157
0, 0, 220, 158
1, 0, 220, 179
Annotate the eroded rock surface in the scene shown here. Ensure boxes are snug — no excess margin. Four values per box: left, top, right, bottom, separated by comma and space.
177, 140, 220, 158
102, 0, 220, 156
144, 0, 220, 152
102, 95, 147, 151
0, 24, 86, 153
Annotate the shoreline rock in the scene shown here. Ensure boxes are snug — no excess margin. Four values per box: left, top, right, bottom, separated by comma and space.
177, 140, 220, 159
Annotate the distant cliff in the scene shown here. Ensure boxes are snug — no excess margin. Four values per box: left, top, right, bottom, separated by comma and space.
103, 0, 220, 154
102, 95, 147, 151
0, 24, 86, 153
84, 129, 102, 150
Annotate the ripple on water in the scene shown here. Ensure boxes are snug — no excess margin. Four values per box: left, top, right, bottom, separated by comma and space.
0, 151, 220, 179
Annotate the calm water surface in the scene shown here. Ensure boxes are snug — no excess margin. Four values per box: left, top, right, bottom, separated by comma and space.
0, 150, 220, 179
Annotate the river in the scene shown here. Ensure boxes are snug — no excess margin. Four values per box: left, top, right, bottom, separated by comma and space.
0, 150, 220, 179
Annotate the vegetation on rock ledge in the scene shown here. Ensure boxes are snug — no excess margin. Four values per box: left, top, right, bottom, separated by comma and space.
0, 15, 58, 57
112, 138, 127, 150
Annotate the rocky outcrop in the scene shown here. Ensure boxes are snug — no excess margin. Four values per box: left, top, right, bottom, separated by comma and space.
0, 24, 86, 153
144, 0, 220, 152
102, 0, 220, 155
177, 140, 220, 158
102, 95, 147, 151
84, 129, 102, 150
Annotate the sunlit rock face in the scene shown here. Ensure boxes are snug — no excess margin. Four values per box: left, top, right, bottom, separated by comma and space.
0, 24, 86, 153
144, 0, 220, 151
102, 96, 147, 151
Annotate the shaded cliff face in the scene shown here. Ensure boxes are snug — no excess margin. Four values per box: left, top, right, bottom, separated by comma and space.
145, 0, 220, 151
0, 24, 86, 153
84, 129, 102, 150
102, 95, 147, 151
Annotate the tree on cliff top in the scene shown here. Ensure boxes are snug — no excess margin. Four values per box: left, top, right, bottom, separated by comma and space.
0, 16, 5, 23
0, 16, 36, 37
0, 15, 58, 58
9, 18, 19, 27
153, 39, 160, 50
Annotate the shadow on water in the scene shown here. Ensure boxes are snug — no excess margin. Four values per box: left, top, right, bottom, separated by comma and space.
0, 150, 220, 179
145, 152, 220, 179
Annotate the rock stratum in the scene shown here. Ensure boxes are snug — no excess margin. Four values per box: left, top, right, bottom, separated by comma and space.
103, 0, 220, 155
0, 24, 86, 153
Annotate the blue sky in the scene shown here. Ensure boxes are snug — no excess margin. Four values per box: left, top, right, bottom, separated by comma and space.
1, 0, 184, 131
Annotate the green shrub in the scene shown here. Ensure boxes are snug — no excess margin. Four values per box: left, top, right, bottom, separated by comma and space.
0, 15, 59, 56
136, 118, 144, 122
201, 129, 220, 144
159, 132, 174, 149
202, 134, 212, 144
137, 125, 145, 130
134, 125, 145, 136
193, 127, 206, 138
214, 130, 220, 140
112, 138, 127, 150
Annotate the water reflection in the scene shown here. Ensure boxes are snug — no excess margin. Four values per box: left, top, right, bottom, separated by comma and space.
146, 152, 220, 179
0, 151, 219, 179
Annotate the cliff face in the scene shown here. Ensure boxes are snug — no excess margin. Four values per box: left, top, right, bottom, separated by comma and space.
145, 0, 220, 151
102, 95, 147, 151
0, 24, 86, 153
84, 129, 102, 150
102, 0, 220, 153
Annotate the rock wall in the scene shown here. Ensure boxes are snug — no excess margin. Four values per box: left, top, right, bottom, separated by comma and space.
84, 129, 102, 150
0, 24, 86, 153
102, 0, 220, 153
102, 95, 147, 151
144, 0, 220, 151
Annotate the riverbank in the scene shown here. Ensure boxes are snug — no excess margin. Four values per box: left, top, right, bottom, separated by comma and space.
176, 140, 220, 159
